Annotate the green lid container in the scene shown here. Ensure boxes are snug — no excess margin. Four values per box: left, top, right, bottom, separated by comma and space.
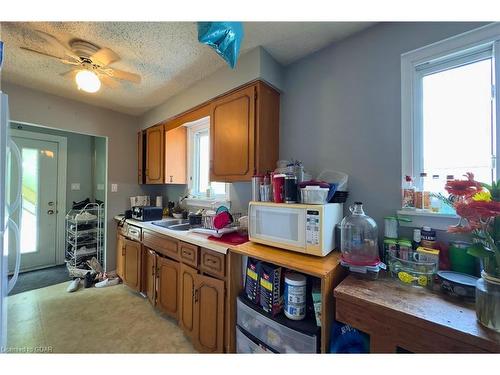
449, 241, 477, 276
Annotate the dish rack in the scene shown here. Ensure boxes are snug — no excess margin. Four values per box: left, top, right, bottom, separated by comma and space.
202, 211, 242, 230
65, 202, 104, 277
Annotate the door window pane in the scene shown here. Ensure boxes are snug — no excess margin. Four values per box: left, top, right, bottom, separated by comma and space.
21, 148, 38, 254
422, 58, 494, 193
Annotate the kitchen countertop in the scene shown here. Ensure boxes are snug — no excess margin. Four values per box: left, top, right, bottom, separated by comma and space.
114, 215, 229, 255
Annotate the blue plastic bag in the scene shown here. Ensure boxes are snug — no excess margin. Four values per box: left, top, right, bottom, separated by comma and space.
330, 320, 369, 353
197, 22, 244, 69
0, 41, 4, 70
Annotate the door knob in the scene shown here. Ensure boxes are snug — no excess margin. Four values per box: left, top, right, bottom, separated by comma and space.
47, 209, 54, 215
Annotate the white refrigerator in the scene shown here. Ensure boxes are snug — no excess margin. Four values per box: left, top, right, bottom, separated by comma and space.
0, 41, 23, 349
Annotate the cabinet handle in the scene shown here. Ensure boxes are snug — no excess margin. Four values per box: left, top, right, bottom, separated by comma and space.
169, 175, 173, 183
194, 288, 199, 303
151, 264, 155, 277
122, 246, 125, 256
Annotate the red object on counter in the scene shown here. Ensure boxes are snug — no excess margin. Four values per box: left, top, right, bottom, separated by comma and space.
272, 174, 285, 203
213, 211, 232, 229
208, 232, 249, 245
436, 242, 451, 270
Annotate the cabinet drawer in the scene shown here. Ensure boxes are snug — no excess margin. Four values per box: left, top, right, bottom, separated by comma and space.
142, 230, 179, 260
200, 248, 225, 278
179, 241, 199, 268
127, 224, 142, 241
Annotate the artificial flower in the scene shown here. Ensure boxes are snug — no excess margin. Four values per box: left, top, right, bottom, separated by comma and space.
472, 190, 492, 202
468, 200, 500, 218
445, 173, 483, 197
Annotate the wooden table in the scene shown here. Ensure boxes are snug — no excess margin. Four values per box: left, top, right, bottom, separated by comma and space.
226, 242, 346, 353
334, 275, 500, 353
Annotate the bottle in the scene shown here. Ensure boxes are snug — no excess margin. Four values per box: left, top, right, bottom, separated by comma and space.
412, 228, 421, 250
430, 174, 442, 213
441, 175, 457, 215
402, 175, 416, 209
420, 172, 431, 210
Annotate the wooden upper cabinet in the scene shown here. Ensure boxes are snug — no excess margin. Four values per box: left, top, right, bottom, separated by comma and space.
210, 85, 255, 182
156, 256, 180, 319
138, 131, 145, 184
145, 125, 164, 184
193, 274, 225, 353
123, 238, 142, 291
210, 81, 280, 182
165, 126, 187, 184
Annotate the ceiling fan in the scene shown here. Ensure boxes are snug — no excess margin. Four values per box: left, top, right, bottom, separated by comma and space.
20, 30, 141, 93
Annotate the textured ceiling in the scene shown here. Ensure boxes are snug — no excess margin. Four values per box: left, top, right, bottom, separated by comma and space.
0, 22, 374, 115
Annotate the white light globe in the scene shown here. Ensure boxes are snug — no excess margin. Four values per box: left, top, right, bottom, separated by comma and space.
75, 70, 101, 93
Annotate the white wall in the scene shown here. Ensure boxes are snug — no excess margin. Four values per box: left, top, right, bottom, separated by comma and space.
3, 82, 143, 271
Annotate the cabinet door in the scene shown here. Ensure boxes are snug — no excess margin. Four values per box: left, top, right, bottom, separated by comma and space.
116, 233, 125, 280
143, 247, 157, 306
165, 126, 187, 184
179, 263, 198, 338
156, 256, 180, 319
138, 131, 145, 184
193, 274, 225, 353
210, 85, 255, 182
145, 125, 164, 184
123, 239, 142, 291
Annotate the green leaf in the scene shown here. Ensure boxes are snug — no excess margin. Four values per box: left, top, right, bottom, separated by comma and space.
467, 243, 495, 259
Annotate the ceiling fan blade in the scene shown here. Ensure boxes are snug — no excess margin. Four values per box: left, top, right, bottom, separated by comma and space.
91, 48, 120, 67
105, 68, 141, 84
34, 29, 80, 62
20, 46, 64, 60
100, 75, 120, 89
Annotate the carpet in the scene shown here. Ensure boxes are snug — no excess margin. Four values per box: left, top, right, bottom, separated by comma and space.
8, 265, 71, 295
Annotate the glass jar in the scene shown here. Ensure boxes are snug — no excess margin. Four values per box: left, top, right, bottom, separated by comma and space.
340, 202, 379, 266
476, 272, 500, 332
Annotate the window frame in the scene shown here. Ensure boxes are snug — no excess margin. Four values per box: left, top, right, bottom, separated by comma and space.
185, 117, 230, 206
402, 22, 500, 190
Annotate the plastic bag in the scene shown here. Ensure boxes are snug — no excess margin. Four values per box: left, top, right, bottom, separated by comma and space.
197, 22, 244, 69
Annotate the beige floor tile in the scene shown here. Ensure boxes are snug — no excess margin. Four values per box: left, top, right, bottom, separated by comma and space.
7, 281, 197, 353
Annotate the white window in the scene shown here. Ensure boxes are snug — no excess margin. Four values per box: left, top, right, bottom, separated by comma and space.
186, 117, 228, 203
402, 23, 500, 197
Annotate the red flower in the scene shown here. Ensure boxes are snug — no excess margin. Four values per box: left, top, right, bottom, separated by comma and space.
468, 200, 500, 218
445, 173, 483, 197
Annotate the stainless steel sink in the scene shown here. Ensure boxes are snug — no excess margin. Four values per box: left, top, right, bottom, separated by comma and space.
151, 219, 189, 229
165, 223, 192, 231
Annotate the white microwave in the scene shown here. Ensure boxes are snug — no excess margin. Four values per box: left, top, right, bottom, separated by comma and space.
248, 202, 343, 257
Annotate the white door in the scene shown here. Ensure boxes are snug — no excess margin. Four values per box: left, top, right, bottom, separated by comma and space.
8, 136, 58, 271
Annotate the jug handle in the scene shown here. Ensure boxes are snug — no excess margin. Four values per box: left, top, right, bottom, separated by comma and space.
349, 205, 355, 213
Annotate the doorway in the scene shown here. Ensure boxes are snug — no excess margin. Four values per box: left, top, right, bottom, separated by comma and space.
8, 130, 67, 272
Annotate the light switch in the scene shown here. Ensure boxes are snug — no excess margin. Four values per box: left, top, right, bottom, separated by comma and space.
71, 183, 80, 191
111, 184, 118, 192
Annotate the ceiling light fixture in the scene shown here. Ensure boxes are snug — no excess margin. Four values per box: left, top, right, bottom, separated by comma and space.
75, 70, 101, 93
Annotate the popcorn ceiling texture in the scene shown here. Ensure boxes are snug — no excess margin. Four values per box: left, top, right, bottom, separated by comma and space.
0, 22, 373, 115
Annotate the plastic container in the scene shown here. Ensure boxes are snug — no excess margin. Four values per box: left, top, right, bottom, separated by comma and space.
284, 272, 307, 321
236, 326, 275, 353
340, 202, 379, 267
237, 297, 318, 353
317, 170, 348, 191
449, 241, 477, 276
300, 186, 330, 204
388, 254, 437, 288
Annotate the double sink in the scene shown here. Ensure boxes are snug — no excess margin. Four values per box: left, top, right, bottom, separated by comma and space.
152, 218, 191, 231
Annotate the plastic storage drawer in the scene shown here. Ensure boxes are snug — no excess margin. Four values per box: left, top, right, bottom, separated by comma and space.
236, 326, 275, 353
237, 297, 318, 353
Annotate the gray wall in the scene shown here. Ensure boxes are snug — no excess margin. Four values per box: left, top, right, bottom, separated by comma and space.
93, 136, 107, 203
281, 22, 487, 236
4, 82, 142, 271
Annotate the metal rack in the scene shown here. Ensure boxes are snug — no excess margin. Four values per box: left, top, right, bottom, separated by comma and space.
65, 202, 104, 277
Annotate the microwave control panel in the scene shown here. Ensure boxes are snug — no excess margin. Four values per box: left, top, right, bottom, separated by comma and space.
306, 210, 320, 245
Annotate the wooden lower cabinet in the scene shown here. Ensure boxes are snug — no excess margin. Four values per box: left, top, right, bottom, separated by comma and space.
156, 256, 180, 319
193, 274, 225, 353
179, 263, 197, 338
143, 247, 157, 305
123, 238, 142, 291
116, 233, 125, 280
